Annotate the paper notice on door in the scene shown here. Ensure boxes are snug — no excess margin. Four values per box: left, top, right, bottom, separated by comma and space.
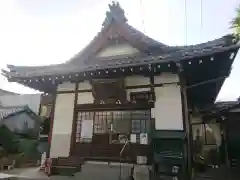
140, 133, 148, 145
81, 120, 93, 139
130, 134, 137, 143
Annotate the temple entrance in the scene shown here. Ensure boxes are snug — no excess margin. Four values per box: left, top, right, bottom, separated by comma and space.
71, 109, 152, 162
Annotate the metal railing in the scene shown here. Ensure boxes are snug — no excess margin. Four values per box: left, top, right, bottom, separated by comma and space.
119, 137, 130, 180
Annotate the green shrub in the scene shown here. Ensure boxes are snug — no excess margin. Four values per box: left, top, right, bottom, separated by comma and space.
0, 125, 19, 154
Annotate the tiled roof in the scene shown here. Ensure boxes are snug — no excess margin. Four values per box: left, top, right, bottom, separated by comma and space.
2, 2, 239, 79
202, 101, 240, 114
2, 35, 239, 78
0, 106, 28, 120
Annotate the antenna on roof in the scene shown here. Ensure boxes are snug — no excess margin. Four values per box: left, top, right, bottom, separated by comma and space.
102, 1, 127, 27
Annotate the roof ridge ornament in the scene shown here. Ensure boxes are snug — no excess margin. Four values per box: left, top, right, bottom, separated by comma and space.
102, 1, 127, 27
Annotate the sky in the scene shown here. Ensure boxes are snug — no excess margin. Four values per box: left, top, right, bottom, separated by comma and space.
0, 0, 239, 101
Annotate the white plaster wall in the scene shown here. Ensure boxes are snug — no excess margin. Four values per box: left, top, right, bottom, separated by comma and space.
154, 73, 179, 84
78, 81, 91, 90
50, 93, 75, 158
57, 82, 75, 91
77, 92, 94, 104
125, 76, 150, 86
0, 94, 41, 114
154, 84, 183, 130
97, 44, 139, 57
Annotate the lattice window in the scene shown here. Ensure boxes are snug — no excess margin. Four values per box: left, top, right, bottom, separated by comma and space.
75, 112, 94, 143
75, 110, 151, 143
112, 111, 131, 134
131, 110, 150, 133
94, 111, 110, 133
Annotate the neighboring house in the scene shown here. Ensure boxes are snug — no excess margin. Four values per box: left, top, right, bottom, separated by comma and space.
201, 100, 240, 168
0, 105, 41, 136
0, 94, 41, 114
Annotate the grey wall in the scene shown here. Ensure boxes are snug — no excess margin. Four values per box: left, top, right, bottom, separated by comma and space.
0, 89, 17, 96
0, 94, 41, 114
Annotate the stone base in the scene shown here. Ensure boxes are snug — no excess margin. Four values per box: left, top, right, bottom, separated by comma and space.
133, 165, 150, 180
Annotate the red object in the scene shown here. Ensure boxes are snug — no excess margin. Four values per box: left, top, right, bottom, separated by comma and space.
44, 158, 52, 177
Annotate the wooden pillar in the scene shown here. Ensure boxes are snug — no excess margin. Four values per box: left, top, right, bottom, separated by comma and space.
47, 91, 57, 158
69, 82, 79, 155
176, 63, 193, 180
221, 116, 230, 168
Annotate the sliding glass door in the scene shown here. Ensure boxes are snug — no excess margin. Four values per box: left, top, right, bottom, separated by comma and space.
75, 110, 151, 144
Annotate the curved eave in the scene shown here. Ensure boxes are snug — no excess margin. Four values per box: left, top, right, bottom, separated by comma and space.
185, 46, 239, 108
3, 41, 240, 79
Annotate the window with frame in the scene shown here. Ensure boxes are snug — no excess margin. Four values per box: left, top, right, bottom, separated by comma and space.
130, 91, 154, 103
75, 110, 151, 143
94, 111, 111, 133
40, 105, 52, 117
131, 110, 150, 133
112, 111, 131, 134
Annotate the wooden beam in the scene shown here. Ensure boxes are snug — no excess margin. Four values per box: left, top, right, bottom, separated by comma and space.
47, 90, 57, 158
69, 82, 79, 155
176, 62, 192, 180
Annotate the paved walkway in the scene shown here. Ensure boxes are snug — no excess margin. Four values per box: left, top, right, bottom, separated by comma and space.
194, 166, 240, 180
1, 167, 48, 179
3, 165, 240, 180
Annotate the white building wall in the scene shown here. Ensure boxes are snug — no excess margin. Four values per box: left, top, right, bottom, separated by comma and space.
125, 76, 150, 86
0, 94, 41, 114
50, 92, 75, 158
154, 75, 183, 130
77, 93, 94, 104
78, 81, 92, 91
77, 81, 94, 104
57, 82, 75, 91
125, 74, 183, 130
154, 73, 179, 84
125, 76, 150, 101
50, 82, 75, 158
50, 73, 184, 157
96, 43, 139, 57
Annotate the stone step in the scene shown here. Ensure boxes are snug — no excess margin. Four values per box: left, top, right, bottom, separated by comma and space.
78, 163, 132, 180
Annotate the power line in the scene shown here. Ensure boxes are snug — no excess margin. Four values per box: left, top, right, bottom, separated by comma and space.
200, 0, 203, 41
184, 0, 188, 45
139, 0, 146, 33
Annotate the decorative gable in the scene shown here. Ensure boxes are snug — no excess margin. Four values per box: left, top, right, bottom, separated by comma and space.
67, 2, 167, 64
96, 43, 140, 58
